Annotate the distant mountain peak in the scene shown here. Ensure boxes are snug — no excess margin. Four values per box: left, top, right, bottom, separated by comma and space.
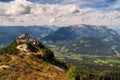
72, 24, 107, 28
43, 24, 119, 41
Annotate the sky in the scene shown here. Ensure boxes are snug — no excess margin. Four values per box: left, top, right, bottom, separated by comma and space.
0, 0, 120, 28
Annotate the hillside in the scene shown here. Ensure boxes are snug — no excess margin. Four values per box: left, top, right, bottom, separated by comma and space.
42, 24, 120, 56
0, 33, 68, 80
0, 33, 120, 80
0, 55, 67, 80
60, 37, 115, 56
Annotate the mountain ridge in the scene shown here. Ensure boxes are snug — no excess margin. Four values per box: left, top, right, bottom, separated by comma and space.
0, 24, 120, 56
43, 24, 119, 41
41, 24, 120, 56
0, 33, 68, 80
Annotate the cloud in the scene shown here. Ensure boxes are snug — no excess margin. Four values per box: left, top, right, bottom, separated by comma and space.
5, 0, 32, 15
49, 18, 56, 23
25, 0, 120, 11
0, 0, 120, 28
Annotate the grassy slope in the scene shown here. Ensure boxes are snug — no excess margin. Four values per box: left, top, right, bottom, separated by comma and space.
0, 54, 67, 80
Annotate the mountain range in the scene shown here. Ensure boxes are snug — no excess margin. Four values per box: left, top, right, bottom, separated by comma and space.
43, 24, 119, 41
0, 33, 120, 80
0, 24, 120, 56
0, 26, 58, 46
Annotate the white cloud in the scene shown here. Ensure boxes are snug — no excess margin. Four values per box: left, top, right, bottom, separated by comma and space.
5, 0, 32, 15
49, 18, 56, 23
0, 0, 120, 28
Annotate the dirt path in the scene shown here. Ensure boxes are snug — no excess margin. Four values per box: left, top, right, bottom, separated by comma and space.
54, 66, 65, 72
0, 65, 10, 69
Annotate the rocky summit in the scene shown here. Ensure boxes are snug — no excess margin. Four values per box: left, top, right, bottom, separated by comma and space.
0, 33, 68, 80
0, 33, 54, 60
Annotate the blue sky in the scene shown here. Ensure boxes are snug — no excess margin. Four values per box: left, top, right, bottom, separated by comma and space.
0, 0, 117, 7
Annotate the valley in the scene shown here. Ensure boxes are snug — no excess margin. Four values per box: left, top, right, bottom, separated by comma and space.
0, 25, 120, 80
56, 54, 120, 72
0, 0, 120, 79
